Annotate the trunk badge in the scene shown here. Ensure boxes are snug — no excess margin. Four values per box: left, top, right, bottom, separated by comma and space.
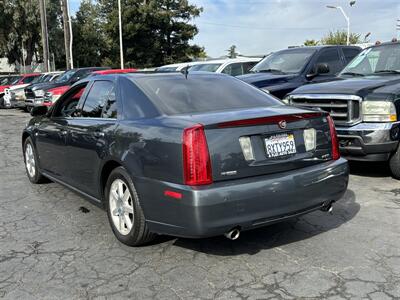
278, 120, 287, 129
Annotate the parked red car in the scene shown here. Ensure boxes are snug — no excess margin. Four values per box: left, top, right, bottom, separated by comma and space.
41, 69, 137, 108
0, 73, 40, 96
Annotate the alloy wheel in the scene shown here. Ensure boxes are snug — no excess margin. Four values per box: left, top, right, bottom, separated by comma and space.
109, 179, 134, 235
25, 143, 36, 178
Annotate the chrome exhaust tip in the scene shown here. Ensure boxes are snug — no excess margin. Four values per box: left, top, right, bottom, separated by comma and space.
321, 202, 334, 214
224, 228, 240, 240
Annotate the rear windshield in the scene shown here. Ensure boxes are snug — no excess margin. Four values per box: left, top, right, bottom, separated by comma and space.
189, 64, 222, 72
133, 74, 282, 115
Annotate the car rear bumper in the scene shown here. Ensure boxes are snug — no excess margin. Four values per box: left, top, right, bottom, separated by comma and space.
135, 158, 349, 238
336, 123, 400, 161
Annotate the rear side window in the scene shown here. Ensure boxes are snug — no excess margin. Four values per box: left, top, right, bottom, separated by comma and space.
222, 63, 243, 76
342, 48, 361, 63
81, 81, 115, 118
315, 48, 343, 75
134, 74, 282, 115
242, 61, 258, 74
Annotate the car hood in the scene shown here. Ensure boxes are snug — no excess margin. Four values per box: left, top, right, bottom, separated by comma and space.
8, 84, 30, 91
291, 75, 400, 96
238, 72, 297, 88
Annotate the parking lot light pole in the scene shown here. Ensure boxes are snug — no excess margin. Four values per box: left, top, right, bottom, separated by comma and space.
118, 0, 124, 69
327, 5, 350, 45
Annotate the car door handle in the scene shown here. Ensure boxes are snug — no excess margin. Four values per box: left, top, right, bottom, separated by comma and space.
93, 131, 105, 138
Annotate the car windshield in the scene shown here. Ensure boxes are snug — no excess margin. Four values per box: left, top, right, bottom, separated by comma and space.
10, 76, 21, 85
189, 63, 222, 72
55, 70, 74, 83
340, 43, 400, 76
134, 74, 282, 115
31, 75, 44, 84
252, 48, 316, 74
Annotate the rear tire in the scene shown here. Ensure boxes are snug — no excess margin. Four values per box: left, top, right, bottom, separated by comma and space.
389, 144, 400, 179
23, 137, 46, 184
105, 167, 156, 246
0, 97, 5, 109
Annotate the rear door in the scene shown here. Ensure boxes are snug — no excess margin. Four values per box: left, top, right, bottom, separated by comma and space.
65, 80, 118, 197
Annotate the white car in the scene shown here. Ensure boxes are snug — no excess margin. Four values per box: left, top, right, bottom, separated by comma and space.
156, 57, 262, 76
4, 72, 62, 108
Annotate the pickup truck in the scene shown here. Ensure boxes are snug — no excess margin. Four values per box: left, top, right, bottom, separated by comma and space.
284, 41, 400, 178
24, 67, 109, 112
238, 45, 361, 99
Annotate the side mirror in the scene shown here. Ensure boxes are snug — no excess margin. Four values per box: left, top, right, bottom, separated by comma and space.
306, 63, 330, 79
316, 63, 330, 74
31, 106, 48, 117
70, 76, 80, 84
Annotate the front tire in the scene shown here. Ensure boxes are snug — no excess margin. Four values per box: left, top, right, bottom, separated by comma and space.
23, 137, 45, 183
105, 167, 155, 246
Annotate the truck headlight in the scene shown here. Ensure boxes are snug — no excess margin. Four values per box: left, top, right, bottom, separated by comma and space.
34, 89, 45, 97
362, 101, 397, 122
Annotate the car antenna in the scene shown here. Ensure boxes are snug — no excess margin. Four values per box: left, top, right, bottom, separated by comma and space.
181, 65, 189, 79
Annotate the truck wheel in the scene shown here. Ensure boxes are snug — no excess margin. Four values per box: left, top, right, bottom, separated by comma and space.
0, 97, 5, 109
105, 167, 156, 246
389, 144, 400, 179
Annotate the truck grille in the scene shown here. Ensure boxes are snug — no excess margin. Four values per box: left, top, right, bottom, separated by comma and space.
24, 88, 35, 99
288, 94, 362, 126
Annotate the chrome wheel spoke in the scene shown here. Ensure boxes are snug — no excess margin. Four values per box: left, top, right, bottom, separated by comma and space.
124, 205, 133, 214
109, 178, 134, 236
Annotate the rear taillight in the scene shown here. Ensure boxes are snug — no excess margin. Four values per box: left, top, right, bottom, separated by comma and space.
327, 115, 340, 160
182, 124, 212, 185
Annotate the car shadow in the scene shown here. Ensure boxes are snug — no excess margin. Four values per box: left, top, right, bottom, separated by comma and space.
171, 189, 359, 256
348, 161, 391, 178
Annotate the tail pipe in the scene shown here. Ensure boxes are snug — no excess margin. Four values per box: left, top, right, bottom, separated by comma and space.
321, 201, 334, 214
224, 227, 240, 240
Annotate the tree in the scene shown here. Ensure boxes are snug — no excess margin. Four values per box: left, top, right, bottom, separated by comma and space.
304, 39, 319, 46
226, 45, 238, 58
0, 0, 65, 71
47, 0, 66, 70
72, 0, 106, 67
0, 1, 42, 69
99, 0, 205, 68
320, 30, 361, 45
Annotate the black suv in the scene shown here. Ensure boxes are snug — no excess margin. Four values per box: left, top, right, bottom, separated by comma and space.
238, 45, 361, 99
24, 67, 110, 110
285, 41, 400, 178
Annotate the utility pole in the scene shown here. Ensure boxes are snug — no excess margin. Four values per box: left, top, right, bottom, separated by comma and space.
118, 0, 124, 69
61, 0, 71, 69
39, 0, 50, 72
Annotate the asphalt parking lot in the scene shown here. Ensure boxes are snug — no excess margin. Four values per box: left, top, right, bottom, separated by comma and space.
0, 110, 400, 300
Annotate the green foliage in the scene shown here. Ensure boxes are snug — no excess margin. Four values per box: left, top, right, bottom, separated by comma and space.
320, 30, 361, 45
72, 0, 106, 67
304, 39, 319, 46
99, 0, 205, 68
0, 0, 205, 70
0, 1, 41, 66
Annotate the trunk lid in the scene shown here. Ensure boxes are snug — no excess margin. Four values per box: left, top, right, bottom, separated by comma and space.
177, 106, 333, 182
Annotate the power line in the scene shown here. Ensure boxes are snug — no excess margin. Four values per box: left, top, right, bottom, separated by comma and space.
196, 21, 328, 31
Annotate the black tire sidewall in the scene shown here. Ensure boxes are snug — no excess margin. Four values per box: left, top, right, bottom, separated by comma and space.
105, 167, 147, 246
23, 137, 42, 183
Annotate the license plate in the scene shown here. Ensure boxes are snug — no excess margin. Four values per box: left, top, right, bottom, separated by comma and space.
265, 133, 296, 158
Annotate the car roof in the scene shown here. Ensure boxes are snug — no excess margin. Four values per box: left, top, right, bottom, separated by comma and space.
93, 68, 137, 75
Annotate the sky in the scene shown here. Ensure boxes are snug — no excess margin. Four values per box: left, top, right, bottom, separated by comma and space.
69, 0, 400, 58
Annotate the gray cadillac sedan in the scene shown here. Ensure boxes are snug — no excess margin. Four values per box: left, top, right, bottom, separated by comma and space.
22, 72, 348, 246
